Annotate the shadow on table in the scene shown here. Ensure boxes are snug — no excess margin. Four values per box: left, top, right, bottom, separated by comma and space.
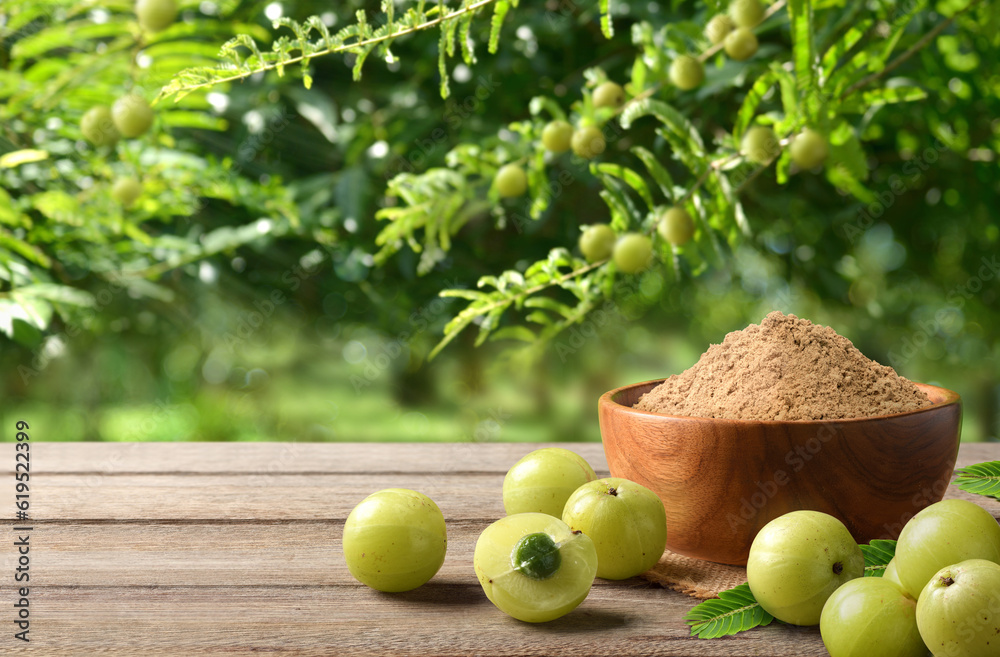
374, 580, 483, 606
523, 609, 631, 634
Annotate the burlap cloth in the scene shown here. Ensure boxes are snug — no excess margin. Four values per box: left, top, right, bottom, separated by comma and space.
640, 547, 748, 599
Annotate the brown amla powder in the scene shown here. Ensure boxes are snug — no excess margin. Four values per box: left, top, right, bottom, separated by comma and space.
634, 311, 932, 420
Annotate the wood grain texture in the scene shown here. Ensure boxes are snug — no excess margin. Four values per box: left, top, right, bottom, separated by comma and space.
600, 381, 963, 564
3, 442, 997, 656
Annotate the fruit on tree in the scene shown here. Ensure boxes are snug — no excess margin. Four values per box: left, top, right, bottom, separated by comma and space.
80, 106, 120, 147
562, 478, 667, 580
496, 163, 528, 198
612, 233, 653, 274
474, 512, 598, 622
135, 0, 178, 32
592, 81, 625, 109
790, 128, 829, 170
579, 224, 616, 262
820, 577, 926, 657
746, 510, 865, 626
342, 488, 447, 592
724, 27, 759, 61
894, 498, 1000, 600
502, 448, 597, 518
657, 206, 695, 246
729, 0, 765, 28
112, 94, 154, 138
916, 559, 1000, 657
741, 125, 779, 165
571, 125, 606, 159
705, 14, 736, 45
112, 177, 143, 207
669, 55, 705, 91
541, 120, 574, 153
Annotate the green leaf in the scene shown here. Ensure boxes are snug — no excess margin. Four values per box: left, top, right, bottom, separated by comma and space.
820, 19, 873, 72
0, 149, 49, 168
591, 163, 654, 211
630, 146, 675, 202
879, 0, 928, 65
685, 583, 774, 639
489, 325, 536, 343
787, 0, 817, 117
7, 292, 53, 330
489, 0, 510, 54
826, 164, 875, 203
861, 86, 927, 106
828, 123, 869, 182
860, 539, 897, 577
528, 96, 566, 120
954, 461, 1000, 500
734, 69, 778, 139
0, 231, 51, 268
12, 284, 95, 308
622, 98, 704, 172
599, 0, 613, 38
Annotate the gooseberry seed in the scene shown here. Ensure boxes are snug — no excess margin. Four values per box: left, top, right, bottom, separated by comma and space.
512, 533, 562, 580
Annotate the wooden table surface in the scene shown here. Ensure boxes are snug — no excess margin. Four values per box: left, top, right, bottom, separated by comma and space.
4, 441, 999, 656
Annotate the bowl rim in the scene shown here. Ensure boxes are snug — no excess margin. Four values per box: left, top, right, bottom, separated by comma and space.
600, 379, 961, 424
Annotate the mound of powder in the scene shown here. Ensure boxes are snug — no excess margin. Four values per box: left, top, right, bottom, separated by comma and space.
634, 311, 932, 420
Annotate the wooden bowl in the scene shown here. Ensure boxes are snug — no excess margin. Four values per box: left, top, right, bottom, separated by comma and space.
599, 380, 962, 565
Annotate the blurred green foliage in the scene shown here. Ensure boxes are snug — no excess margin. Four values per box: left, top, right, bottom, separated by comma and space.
1, 0, 998, 443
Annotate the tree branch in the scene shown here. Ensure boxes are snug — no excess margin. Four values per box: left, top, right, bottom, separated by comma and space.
840, 0, 983, 99
158, 0, 500, 101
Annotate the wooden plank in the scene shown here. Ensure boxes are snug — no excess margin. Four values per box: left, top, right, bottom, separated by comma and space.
5, 443, 998, 656
14, 441, 996, 475
15, 442, 611, 474
21, 494, 1000, 588
18, 585, 828, 656
26, 473, 510, 520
